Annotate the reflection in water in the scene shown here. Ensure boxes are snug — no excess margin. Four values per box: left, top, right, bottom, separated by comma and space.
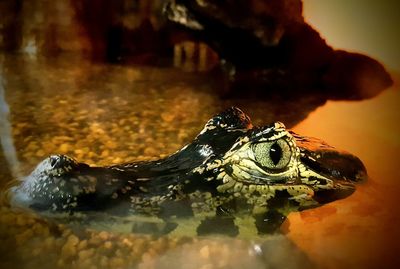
164, 0, 393, 101
290, 84, 400, 269
148, 235, 314, 269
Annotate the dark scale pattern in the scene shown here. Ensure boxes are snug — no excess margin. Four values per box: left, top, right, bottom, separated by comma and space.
10, 107, 366, 235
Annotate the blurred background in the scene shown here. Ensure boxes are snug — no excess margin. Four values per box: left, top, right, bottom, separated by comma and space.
1, 0, 398, 69
303, 0, 400, 71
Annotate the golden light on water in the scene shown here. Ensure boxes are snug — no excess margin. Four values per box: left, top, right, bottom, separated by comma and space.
289, 86, 400, 268
291, 3, 400, 266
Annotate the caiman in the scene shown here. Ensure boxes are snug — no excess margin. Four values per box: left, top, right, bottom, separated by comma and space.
10, 107, 366, 236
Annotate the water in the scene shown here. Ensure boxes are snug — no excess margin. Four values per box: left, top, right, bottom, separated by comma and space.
0, 53, 399, 268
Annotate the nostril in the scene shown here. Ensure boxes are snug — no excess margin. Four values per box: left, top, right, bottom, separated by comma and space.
49, 156, 59, 168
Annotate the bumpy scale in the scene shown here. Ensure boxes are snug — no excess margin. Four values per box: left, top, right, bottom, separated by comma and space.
10, 107, 366, 236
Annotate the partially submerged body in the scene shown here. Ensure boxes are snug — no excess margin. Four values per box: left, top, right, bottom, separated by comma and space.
10, 107, 366, 236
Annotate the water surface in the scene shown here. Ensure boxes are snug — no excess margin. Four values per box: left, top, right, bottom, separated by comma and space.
0, 54, 399, 268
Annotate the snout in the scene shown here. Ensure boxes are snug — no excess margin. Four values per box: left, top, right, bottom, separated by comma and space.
300, 148, 367, 184
292, 133, 367, 204
293, 133, 367, 183
48, 154, 69, 169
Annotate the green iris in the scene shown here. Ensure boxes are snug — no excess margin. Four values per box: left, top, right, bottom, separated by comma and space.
252, 139, 292, 170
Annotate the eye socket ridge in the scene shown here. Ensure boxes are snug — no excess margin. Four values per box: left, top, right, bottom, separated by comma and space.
252, 139, 292, 170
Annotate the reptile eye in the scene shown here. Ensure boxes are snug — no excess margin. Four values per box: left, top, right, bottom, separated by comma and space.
253, 139, 292, 170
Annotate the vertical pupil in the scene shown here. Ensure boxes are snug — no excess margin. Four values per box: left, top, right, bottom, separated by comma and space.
269, 142, 282, 165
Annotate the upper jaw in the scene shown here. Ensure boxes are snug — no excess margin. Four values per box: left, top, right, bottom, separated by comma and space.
292, 132, 368, 184
228, 130, 366, 203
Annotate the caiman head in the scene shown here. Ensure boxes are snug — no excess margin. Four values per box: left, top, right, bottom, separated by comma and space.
199, 118, 366, 210
10, 107, 366, 215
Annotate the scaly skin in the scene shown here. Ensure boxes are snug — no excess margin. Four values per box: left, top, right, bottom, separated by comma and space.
10, 107, 366, 236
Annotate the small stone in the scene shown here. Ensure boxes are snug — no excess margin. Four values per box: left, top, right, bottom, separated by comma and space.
98, 231, 110, 241
88, 236, 101, 246
26, 141, 38, 151
77, 239, 88, 250
161, 112, 175, 122
121, 238, 133, 247
62, 228, 72, 237
144, 147, 157, 156
61, 234, 79, 258
104, 241, 112, 249
74, 149, 84, 155
109, 257, 125, 268
106, 141, 118, 149
59, 143, 69, 153
112, 157, 122, 164
100, 149, 109, 157
36, 149, 45, 157
200, 245, 210, 259
78, 248, 95, 260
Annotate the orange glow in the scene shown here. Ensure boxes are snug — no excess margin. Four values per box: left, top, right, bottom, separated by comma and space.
288, 72, 400, 268
303, 0, 400, 71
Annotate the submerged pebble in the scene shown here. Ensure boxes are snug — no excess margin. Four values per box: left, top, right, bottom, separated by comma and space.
0, 54, 280, 268
0, 203, 278, 269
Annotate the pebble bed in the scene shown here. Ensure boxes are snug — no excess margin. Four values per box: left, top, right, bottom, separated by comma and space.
0, 204, 313, 269
0, 54, 318, 269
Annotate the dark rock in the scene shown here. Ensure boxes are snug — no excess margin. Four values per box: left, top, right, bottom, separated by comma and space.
321, 50, 393, 100
164, 0, 393, 100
